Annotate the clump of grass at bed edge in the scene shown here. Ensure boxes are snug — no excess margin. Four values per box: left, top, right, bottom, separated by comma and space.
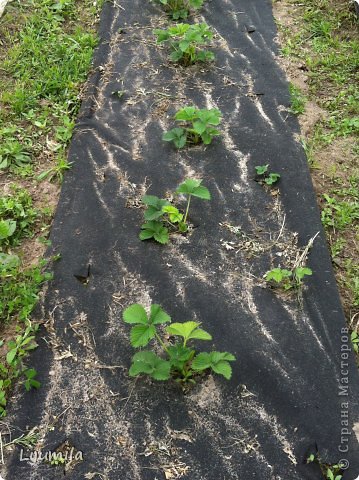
289, 83, 306, 115
0, 254, 53, 415
0, 322, 42, 417
0, 1, 98, 118
123, 303, 236, 383
0, 254, 52, 325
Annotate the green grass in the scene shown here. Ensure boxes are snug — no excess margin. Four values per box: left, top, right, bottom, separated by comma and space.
280, 0, 359, 143
277, 0, 359, 359
0, 0, 103, 415
321, 176, 359, 309
0, 0, 102, 177
0, 258, 52, 325
0, 186, 43, 247
321, 193, 359, 231
289, 83, 306, 115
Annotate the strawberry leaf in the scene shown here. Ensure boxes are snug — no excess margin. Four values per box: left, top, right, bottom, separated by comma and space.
123, 304, 148, 325
129, 351, 171, 380
130, 324, 156, 347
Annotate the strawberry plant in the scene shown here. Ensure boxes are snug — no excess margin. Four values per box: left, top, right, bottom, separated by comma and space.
154, 23, 214, 65
307, 454, 344, 480
154, 0, 204, 20
255, 164, 281, 186
163, 106, 222, 148
139, 179, 210, 244
265, 266, 312, 290
123, 303, 236, 382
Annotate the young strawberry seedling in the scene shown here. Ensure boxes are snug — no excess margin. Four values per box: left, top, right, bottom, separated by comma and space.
154, 23, 214, 65
139, 179, 211, 244
163, 106, 222, 148
307, 453, 344, 480
123, 303, 236, 383
265, 266, 312, 290
154, 0, 204, 20
255, 164, 281, 186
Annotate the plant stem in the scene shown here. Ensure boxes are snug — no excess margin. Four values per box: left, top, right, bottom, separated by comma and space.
155, 332, 170, 355
183, 194, 191, 224
164, 219, 177, 229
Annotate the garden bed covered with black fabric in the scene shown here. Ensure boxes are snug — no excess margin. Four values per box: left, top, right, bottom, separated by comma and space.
3, 0, 359, 478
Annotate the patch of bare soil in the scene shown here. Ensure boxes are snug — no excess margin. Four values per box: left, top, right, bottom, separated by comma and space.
313, 137, 358, 190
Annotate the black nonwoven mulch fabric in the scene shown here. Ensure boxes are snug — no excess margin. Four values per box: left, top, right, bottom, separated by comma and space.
3, 1, 359, 479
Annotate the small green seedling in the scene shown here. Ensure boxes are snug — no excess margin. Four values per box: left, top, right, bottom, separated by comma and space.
154, 0, 204, 20
326, 470, 342, 480
255, 164, 281, 186
265, 266, 312, 290
123, 303, 236, 382
139, 179, 210, 244
112, 90, 125, 99
265, 173, 281, 186
163, 106, 222, 148
307, 453, 343, 480
154, 23, 214, 65
255, 165, 268, 176
23, 368, 41, 391
49, 455, 67, 466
